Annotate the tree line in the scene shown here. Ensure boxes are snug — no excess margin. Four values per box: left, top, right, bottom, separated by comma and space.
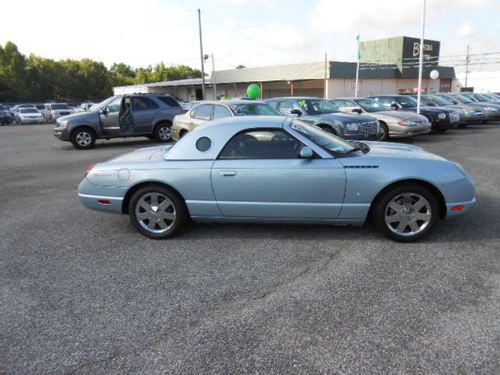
0, 41, 202, 103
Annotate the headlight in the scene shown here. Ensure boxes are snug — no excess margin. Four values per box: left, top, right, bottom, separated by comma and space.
484, 107, 498, 112
438, 113, 446, 119
56, 120, 68, 128
463, 107, 475, 114
397, 120, 417, 126
345, 123, 359, 131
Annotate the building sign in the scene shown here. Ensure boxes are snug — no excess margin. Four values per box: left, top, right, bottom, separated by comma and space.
403, 37, 440, 65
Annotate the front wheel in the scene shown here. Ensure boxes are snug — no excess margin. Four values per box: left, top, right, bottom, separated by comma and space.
71, 128, 96, 149
373, 184, 439, 242
129, 185, 187, 239
378, 122, 389, 141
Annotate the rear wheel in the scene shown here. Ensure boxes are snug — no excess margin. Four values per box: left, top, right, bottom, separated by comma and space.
154, 122, 172, 142
71, 127, 96, 149
373, 184, 439, 242
129, 185, 188, 239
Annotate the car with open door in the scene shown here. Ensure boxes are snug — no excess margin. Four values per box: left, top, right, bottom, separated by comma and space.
53, 94, 182, 149
78, 116, 475, 242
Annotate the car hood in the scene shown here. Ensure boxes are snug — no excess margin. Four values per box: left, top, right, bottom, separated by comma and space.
358, 141, 446, 161
61, 111, 98, 123
109, 145, 174, 163
306, 112, 377, 123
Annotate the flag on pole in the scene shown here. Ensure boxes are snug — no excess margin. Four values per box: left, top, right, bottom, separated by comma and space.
356, 34, 361, 60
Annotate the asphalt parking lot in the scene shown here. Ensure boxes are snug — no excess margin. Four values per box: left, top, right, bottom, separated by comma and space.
1, 123, 499, 375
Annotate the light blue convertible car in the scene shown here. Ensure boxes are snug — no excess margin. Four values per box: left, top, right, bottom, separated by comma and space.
78, 116, 475, 242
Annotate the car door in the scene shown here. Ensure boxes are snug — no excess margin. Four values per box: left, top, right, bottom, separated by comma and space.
210, 128, 346, 219
128, 96, 160, 134
100, 96, 122, 136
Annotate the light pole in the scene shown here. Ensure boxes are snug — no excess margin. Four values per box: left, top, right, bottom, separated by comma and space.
197, 9, 206, 100
355, 34, 361, 97
211, 53, 217, 99
416, 0, 426, 114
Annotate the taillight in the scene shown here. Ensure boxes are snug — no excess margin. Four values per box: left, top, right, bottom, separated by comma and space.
84, 164, 95, 177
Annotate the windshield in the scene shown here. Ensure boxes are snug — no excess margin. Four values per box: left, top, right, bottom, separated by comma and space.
427, 95, 451, 105
355, 98, 386, 112
453, 95, 475, 104
473, 93, 490, 101
230, 103, 280, 116
51, 104, 70, 110
396, 96, 417, 108
299, 99, 340, 114
290, 120, 356, 155
20, 108, 38, 114
90, 97, 117, 112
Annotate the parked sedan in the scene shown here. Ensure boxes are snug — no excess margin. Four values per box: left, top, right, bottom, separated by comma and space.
423, 94, 485, 126
171, 100, 280, 141
331, 97, 430, 141
441, 93, 500, 122
369, 95, 458, 132
0, 105, 11, 125
13, 108, 45, 124
78, 116, 475, 242
266, 97, 379, 140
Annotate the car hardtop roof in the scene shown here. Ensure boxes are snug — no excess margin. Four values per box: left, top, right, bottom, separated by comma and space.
193, 99, 267, 106
195, 115, 287, 131
333, 97, 371, 100
266, 96, 324, 101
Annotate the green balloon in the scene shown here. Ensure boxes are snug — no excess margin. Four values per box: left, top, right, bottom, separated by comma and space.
247, 84, 261, 100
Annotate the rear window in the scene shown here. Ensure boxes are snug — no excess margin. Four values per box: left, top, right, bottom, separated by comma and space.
157, 96, 181, 108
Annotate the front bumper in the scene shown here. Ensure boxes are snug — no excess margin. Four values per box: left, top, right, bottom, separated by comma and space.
484, 111, 500, 121
460, 111, 485, 124
53, 126, 71, 141
431, 118, 452, 131
445, 198, 476, 218
389, 123, 432, 138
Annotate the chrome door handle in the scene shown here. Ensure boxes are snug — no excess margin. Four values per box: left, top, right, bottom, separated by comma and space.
220, 170, 237, 177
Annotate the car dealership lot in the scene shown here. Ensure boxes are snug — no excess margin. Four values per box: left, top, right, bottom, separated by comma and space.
1, 124, 499, 374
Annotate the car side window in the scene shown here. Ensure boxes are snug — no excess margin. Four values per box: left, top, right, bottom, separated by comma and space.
277, 101, 300, 115
213, 105, 232, 119
132, 97, 159, 111
374, 97, 393, 109
106, 97, 122, 113
191, 104, 213, 120
218, 129, 303, 160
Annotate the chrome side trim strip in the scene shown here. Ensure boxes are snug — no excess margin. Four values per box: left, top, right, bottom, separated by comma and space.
78, 193, 124, 201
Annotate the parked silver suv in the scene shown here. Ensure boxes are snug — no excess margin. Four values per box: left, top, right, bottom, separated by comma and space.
53, 94, 182, 149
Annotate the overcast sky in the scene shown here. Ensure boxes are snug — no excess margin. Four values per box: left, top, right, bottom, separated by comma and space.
1, 0, 499, 75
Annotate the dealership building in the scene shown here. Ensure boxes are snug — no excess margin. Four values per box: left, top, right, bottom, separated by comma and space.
114, 36, 460, 101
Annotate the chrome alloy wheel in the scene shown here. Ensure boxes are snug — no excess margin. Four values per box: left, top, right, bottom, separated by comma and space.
158, 126, 171, 141
378, 125, 387, 140
75, 131, 92, 147
135, 193, 176, 234
384, 193, 432, 237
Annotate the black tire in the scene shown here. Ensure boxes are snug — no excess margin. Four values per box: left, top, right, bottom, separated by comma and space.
179, 129, 188, 139
373, 184, 439, 242
129, 185, 188, 239
378, 122, 389, 141
153, 121, 172, 142
71, 127, 96, 150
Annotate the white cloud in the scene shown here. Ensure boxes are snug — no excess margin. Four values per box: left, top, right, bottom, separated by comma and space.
454, 22, 478, 38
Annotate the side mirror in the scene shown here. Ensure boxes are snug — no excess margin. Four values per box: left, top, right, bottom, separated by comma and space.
390, 103, 399, 110
100, 107, 107, 115
299, 146, 314, 159
351, 108, 362, 114
290, 109, 303, 116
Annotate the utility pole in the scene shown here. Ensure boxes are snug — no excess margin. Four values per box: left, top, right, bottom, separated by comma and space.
197, 9, 206, 100
464, 44, 470, 88
416, 0, 426, 114
211, 53, 217, 99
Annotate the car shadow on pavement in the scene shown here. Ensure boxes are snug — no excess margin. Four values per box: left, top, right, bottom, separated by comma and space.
121, 192, 497, 244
